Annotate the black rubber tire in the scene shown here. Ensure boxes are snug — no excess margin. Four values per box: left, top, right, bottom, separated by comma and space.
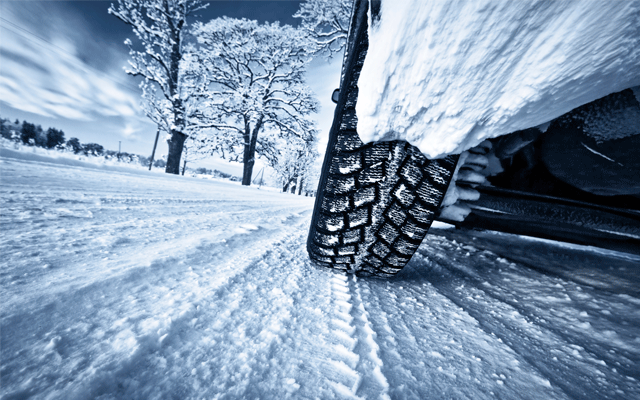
306, 0, 458, 277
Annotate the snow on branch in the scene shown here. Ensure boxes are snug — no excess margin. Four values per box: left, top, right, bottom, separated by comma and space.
294, 0, 352, 58
186, 17, 320, 186
109, 0, 208, 174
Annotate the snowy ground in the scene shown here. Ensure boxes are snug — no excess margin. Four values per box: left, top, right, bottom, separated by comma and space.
1, 149, 639, 399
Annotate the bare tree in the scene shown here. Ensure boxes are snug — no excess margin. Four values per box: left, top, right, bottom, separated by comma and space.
294, 0, 352, 58
109, 0, 207, 174
187, 18, 319, 186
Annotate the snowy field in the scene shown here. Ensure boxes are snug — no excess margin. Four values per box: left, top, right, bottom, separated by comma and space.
1, 148, 639, 399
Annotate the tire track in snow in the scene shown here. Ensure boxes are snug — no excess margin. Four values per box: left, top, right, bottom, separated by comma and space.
1, 187, 312, 314
408, 239, 588, 398
6, 221, 386, 399
412, 237, 640, 400
356, 245, 569, 399
0, 214, 312, 399
48, 227, 311, 399
321, 272, 362, 398
347, 273, 390, 399
357, 278, 429, 399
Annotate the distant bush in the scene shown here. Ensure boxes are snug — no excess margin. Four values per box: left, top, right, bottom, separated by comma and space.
46, 128, 65, 149
66, 137, 83, 154
20, 122, 37, 145
82, 143, 104, 156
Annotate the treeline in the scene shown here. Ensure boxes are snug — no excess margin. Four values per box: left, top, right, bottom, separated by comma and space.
0, 117, 167, 168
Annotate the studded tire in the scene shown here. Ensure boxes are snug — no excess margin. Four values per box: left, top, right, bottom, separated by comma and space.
306, 0, 458, 277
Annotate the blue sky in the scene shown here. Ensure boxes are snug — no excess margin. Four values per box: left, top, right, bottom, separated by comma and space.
0, 0, 341, 174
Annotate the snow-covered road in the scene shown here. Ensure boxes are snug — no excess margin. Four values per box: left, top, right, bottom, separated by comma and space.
1, 149, 639, 399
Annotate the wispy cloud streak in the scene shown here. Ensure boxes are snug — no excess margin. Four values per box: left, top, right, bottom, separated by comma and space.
0, 2, 143, 123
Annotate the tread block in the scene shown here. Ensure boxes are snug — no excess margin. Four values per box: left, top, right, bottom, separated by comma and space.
317, 213, 345, 232
424, 161, 452, 187
345, 84, 359, 105
313, 231, 340, 247
334, 255, 354, 264
372, 241, 390, 258
358, 162, 385, 185
386, 202, 407, 227
337, 245, 357, 256
335, 131, 363, 152
353, 185, 376, 207
326, 175, 356, 194
342, 228, 363, 244
358, 264, 380, 276
400, 219, 429, 240
408, 202, 436, 224
364, 255, 385, 268
394, 183, 416, 208
416, 181, 444, 206
364, 145, 391, 166
348, 207, 370, 228
385, 253, 411, 268
332, 152, 363, 175
377, 222, 400, 245
399, 160, 424, 188
394, 237, 420, 256
311, 245, 336, 257
321, 194, 351, 213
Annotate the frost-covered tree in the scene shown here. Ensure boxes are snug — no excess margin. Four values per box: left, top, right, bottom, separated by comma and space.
179, 136, 203, 176
109, 0, 207, 174
188, 18, 319, 186
294, 0, 352, 58
262, 134, 319, 194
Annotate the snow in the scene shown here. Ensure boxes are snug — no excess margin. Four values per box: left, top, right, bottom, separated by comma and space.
2, 149, 640, 399
356, 0, 640, 159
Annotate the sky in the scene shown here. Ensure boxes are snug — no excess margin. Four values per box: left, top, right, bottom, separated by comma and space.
0, 0, 342, 176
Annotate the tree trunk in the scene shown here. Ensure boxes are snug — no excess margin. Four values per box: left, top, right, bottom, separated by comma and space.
298, 177, 305, 195
241, 116, 263, 186
165, 130, 187, 175
164, 4, 186, 176
290, 178, 297, 194
181, 158, 187, 175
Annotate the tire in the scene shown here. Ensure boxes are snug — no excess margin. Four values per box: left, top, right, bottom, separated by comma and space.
306, 0, 458, 277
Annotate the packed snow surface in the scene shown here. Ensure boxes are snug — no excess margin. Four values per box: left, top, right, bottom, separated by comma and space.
2, 147, 640, 399
356, 0, 640, 159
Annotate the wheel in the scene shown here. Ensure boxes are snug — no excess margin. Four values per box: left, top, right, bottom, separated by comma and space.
306, 0, 458, 277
